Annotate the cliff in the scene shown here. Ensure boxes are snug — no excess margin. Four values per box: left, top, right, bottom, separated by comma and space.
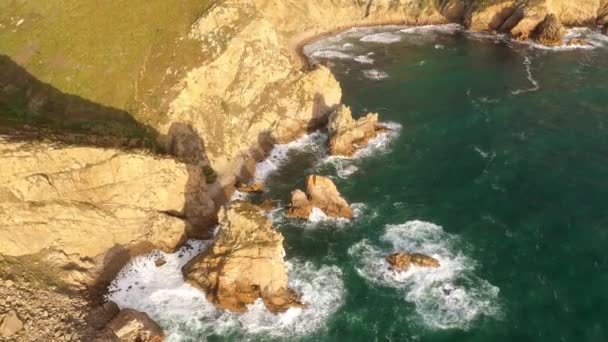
0, 0, 607, 337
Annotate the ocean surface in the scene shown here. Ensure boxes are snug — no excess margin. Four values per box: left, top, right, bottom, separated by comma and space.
108, 25, 608, 341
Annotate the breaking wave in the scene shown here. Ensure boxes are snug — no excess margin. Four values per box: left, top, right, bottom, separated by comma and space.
107, 241, 345, 341
254, 131, 327, 182
348, 220, 501, 330
362, 69, 389, 80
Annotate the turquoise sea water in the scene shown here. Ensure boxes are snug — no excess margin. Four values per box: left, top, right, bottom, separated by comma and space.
108, 25, 608, 341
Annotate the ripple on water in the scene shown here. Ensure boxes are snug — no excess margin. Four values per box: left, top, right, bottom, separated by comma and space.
107, 241, 345, 340
348, 220, 501, 330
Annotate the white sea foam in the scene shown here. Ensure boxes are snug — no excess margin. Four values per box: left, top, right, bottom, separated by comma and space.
254, 131, 327, 182
309, 49, 354, 61
348, 220, 501, 330
360, 32, 402, 44
399, 24, 463, 35
362, 69, 389, 80
354, 121, 401, 158
107, 241, 345, 340
511, 56, 540, 95
354, 55, 374, 64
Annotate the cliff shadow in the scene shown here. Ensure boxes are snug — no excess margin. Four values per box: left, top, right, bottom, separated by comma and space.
0, 55, 220, 299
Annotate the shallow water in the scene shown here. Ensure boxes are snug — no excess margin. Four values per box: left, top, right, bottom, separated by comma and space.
109, 25, 608, 341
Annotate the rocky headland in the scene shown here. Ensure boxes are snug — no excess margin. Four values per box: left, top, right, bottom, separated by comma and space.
2, 0, 608, 340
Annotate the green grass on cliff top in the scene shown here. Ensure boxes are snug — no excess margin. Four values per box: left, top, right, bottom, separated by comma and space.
0, 0, 213, 136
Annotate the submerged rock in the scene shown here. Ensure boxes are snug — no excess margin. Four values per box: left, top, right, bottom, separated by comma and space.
386, 252, 440, 272
534, 14, 565, 46
287, 175, 353, 220
103, 309, 164, 342
183, 202, 303, 313
0, 310, 23, 338
566, 37, 587, 46
328, 105, 382, 157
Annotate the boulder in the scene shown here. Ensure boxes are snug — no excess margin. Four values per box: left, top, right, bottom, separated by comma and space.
287, 175, 353, 220
386, 252, 440, 272
328, 105, 382, 157
533, 14, 565, 46
236, 181, 265, 193
183, 202, 303, 313
0, 310, 23, 338
105, 309, 164, 342
287, 189, 314, 219
603, 23, 608, 35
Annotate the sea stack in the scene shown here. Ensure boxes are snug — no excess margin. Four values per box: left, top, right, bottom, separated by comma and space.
328, 105, 383, 157
385, 252, 441, 272
183, 202, 303, 313
287, 175, 353, 220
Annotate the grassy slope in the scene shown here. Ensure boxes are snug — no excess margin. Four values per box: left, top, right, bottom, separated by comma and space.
0, 0, 213, 137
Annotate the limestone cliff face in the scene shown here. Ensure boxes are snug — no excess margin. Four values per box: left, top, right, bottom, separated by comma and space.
0, 136, 215, 288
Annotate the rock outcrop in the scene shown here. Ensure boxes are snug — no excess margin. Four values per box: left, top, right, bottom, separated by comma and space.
287, 175, 353, 220
236, 181, 265, 193
183, 202, 302, 313
534, 14, 565, 46
328, 105, 382, 157
102, 309, 164, 342
465, 0, 602, 43
0, 136, 215, 289
386, 252, 440, 272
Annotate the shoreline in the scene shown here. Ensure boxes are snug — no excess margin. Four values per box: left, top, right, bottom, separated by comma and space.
288, 18, 456, 70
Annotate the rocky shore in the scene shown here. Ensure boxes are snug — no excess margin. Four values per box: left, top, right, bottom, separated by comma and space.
2, 0, 608, 340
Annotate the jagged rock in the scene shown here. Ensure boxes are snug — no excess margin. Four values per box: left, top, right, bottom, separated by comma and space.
183, 202, 303, 313
328, 105, 381, 157
0, 310, 23, 337
236, 181, 265, 193
287, 175, 352, 220
534, 14, 565, 46
287, 189, 314, 219
386, 252, 440, 272
105, 309, 164, 342
258, 199, 276, 213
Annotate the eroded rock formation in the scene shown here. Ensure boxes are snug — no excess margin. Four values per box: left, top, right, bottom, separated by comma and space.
328, 105, 382, 157
287, 175, 353, 220
386, 252, 440, 272
534, 14, 565, 46
0, 136, 215, 289
183, 202, 302, 313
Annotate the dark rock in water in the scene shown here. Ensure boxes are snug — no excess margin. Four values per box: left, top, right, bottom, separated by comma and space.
603, 24, 608, 36
154, 258, 167, 267
385, 252, 440, 272
534, 14, 565, 46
